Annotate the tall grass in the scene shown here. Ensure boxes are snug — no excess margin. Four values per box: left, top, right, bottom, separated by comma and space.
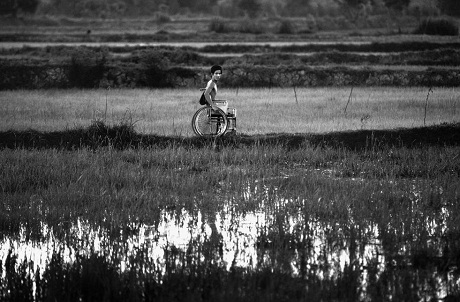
1, 138, 459, 301
1, 138, 459, 231
0, 87, 459, 135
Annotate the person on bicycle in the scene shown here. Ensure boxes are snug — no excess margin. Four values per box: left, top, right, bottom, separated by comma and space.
204, 65, 224, 111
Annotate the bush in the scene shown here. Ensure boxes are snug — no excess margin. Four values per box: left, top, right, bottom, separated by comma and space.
209, 18, 229, 33
155, 11, 171, 24
414, 19, 459, 36
85, 120, 138, 149
439, 0, 460, 17
236, 20, 264, 34
166, 49, 201, 65
278, 20, 296, 34
0, 0, 39, 16
138, 50, 170, 87
67, 47, 108, 88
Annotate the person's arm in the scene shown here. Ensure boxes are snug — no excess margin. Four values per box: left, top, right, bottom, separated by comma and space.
204, 81, 218, 110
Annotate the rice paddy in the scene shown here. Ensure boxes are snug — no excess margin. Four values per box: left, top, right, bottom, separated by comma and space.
1, 87, 459, 135
1, 87, 460, 301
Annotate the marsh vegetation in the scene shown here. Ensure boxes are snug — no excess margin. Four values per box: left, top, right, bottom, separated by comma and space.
1, 123, 460, 301
1, 87, 460, 301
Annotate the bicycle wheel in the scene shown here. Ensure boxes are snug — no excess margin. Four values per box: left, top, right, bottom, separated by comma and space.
192, 107, 228, 137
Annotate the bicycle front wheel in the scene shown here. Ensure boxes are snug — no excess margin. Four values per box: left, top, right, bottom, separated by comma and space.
192, 107, 228, 137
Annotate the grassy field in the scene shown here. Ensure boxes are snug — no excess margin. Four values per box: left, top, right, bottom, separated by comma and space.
1, 87, 459, 136
1, 125, 460, 301
1, 86, 460, 301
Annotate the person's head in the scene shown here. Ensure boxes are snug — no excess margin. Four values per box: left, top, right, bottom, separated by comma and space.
210, 65, 222, 81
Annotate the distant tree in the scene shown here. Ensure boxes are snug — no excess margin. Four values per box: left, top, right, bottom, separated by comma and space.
122, 0, 159, 16
176, 0, 217, 13
382, 0, 411, 32
238, 0, 261, 18
408, 0, 440, 18
177, 0, 197, 9
20, 0, 39, 13
158, 0, 180, 14
0, 0, 39, 16
197, 0, 218, 12
338, 0, 368, 7
438, 0, 460, 16
216, 0, 240, 17
383, 0, 410, 11
334, 0, 368, 22
259, 0, 281, 17
0, 0, 18, 16
284, 0, 312, 16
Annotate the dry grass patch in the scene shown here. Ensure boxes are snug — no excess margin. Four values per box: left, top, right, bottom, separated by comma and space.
1, 87, 458, 135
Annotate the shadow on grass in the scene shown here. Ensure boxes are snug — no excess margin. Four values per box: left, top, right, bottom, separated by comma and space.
0, 121, 459, 150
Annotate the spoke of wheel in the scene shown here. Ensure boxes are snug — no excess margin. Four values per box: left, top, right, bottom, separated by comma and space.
195, 108, 214, 136
193, 108, 227, 137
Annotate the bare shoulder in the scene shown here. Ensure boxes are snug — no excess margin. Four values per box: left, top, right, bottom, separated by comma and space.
205, 80, 216, 92
206, 80, 216, 88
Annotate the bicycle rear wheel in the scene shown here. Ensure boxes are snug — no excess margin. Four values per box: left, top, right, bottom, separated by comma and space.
192, 107, 228, 137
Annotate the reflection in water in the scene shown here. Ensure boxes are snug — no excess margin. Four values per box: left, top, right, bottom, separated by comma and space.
1, 178, 459, 300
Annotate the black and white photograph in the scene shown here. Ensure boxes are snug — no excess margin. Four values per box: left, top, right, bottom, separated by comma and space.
1, 0, 460, 301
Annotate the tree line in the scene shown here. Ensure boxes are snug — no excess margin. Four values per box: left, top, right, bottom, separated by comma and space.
1, 0, 459, 18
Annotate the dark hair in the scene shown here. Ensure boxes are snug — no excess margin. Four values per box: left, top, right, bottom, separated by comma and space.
211, 65, 222, 74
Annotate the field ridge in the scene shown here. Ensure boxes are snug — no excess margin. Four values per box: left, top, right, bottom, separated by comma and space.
1, 122, 459, 150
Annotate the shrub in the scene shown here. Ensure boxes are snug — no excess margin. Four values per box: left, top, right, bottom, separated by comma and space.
67, 47, 108, 88
167, 49, 201, 65
85, 120, 138, 149
155, 11, 171, 24
236, 20, 264, 34
278, 19, 296, 34
0, 0, 39, 16
138, 49, 170, 87
209, 18, 229, 33
439, 0, 460, 17
413, 19, 459, 36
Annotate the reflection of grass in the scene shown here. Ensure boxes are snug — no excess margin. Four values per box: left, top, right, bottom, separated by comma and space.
1, 87, 459, 135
